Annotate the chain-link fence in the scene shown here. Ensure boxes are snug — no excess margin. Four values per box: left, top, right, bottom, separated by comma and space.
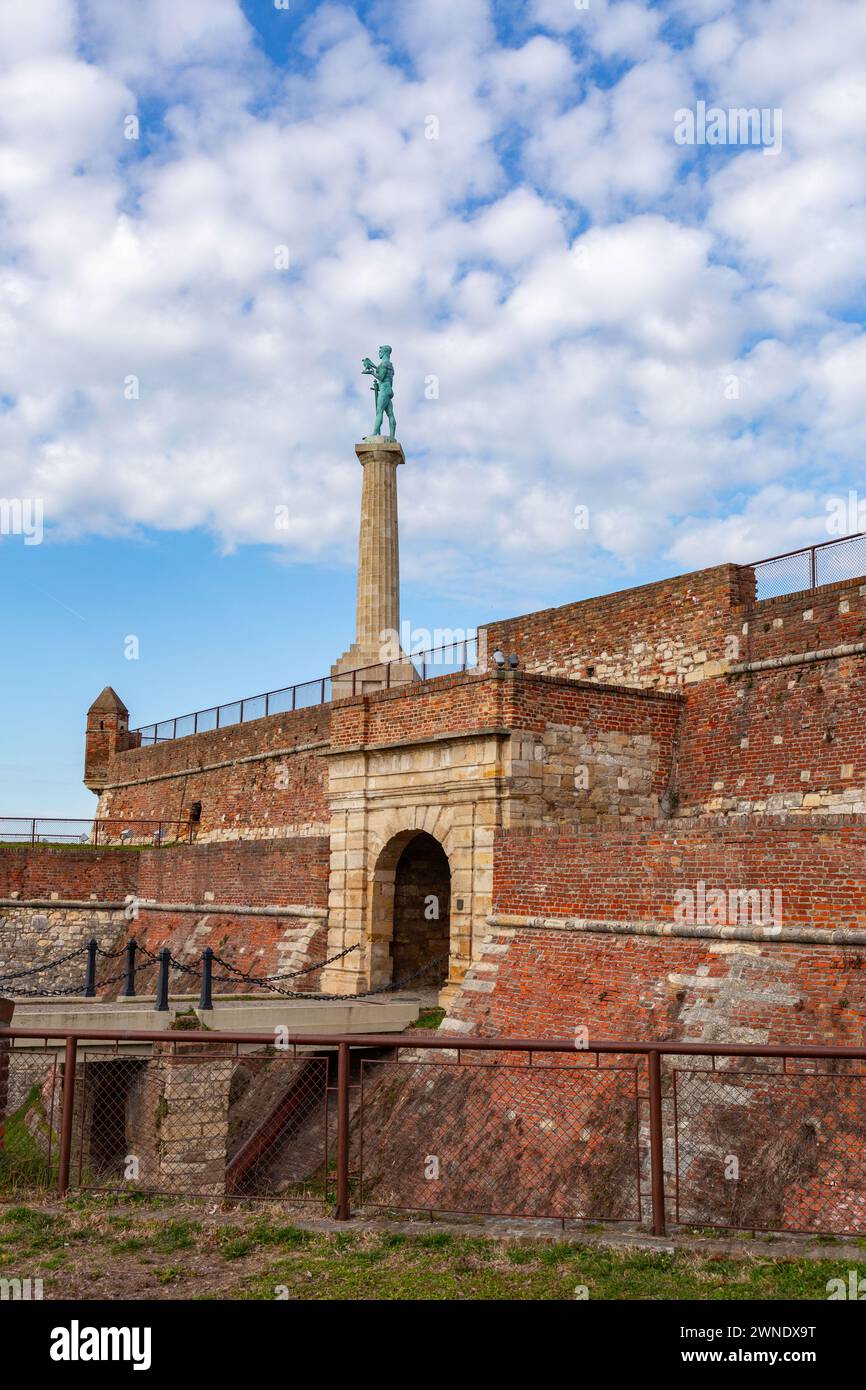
357, 1055, 641, 1221
1, 1032, 865, 1233
0, 1048, 61, 1192
754, 532, 866, 600
69, 1047, 332, 1202
673, 1059, 866, 1234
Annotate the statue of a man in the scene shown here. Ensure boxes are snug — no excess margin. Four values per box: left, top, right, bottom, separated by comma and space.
361, 345, 396, 440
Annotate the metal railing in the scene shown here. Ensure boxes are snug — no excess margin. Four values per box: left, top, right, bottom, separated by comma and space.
133, 635, 481, 746
754, 531, 866, 601
1, 1026, 864, 1235
0, 817, 194, 846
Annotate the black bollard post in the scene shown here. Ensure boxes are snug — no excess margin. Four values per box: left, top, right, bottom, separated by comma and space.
199, 947, 214, 1011
155, 948, 170, 1012
84, 938, 97, 998
121, 939, 137, 998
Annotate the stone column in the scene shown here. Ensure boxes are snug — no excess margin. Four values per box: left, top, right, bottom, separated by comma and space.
331, 438, 416, 697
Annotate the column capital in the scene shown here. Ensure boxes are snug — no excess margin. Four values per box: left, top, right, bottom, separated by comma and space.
355, 438, 405, 466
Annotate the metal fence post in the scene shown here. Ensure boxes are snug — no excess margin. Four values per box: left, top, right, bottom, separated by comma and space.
155, 948, 170, 1012
335, 1041, 351, 1219
199, 948, 214, 1011
648, 1048, 666, 1236
57, 1035, 78, 1195
121, 939, 137, 998
84, 938, 97, 998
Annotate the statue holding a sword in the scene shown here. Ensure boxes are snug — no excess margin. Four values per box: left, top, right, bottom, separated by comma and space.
361, 345, 396, 440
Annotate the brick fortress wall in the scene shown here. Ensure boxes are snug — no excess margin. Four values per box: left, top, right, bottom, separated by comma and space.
93, 705, 330, 842
441, 819, 866, 1047
0, 838, 329, 997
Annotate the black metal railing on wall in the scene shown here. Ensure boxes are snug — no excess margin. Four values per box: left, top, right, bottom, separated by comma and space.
0, 817, 194, 846
132, 636, 481, 746
753, 531, 866, 601
114, 533, 866, 749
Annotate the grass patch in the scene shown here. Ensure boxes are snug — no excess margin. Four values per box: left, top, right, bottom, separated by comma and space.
409, 1008, 446, 1030
0, 1193, 862, 1300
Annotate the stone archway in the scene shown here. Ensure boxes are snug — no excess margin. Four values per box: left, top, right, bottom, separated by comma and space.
392, 833, 450, 988
369, 830, 451, 991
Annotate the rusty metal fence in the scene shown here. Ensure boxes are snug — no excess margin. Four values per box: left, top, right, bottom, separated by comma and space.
1, 1027, 865, 1237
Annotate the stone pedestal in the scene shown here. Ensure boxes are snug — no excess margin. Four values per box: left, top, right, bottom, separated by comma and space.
331, 438, 416, 698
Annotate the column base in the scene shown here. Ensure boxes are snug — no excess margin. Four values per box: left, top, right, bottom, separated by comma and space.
331, 644, 417, 700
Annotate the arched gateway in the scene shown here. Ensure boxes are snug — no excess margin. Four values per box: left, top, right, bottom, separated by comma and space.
369, 831, 451, 990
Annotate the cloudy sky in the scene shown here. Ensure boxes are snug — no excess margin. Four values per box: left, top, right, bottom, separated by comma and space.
1, 0, 865, 813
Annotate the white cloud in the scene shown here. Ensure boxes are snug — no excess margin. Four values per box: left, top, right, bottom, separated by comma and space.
0, 0, 864, 604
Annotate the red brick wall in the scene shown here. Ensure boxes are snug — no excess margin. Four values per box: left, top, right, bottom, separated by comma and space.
0, 846, 139, 900
493, 821, 866, 929
743, 578, 866, 663
448, 926, 866, 1047
0, 838, 329, 910
482, 563, 754, 688
676, 657, 866, 813
0, 840, 331, 999
105, 912, 330, 999
96, 705, 329, 837
135, 838, 329, 908
330, 668, 680, 750
330, 672, 505, 748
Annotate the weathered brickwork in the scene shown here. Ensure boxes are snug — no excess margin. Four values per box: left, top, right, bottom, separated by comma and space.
740, 578, 866, 665
134, 838, 329, 909
0, 846, 139, 902
94, 705, 330, 841
444, 924, 866, 1048
0, 839, 329, 997
483, 564, 754, 690
492, 820, 866, 928
433, 817, 866, 1047
676, 657, 866, 816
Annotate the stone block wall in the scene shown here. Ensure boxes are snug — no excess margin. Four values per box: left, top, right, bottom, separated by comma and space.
503, 676, 681, 828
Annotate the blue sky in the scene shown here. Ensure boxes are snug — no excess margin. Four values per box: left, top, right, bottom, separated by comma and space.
1, 0, 865, 815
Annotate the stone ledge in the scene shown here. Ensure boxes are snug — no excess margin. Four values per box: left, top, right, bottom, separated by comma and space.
488, 912, 866, 947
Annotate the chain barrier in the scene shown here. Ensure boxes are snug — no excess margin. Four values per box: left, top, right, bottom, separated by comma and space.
0, 937, 447, 1002
0, 941, 89, 983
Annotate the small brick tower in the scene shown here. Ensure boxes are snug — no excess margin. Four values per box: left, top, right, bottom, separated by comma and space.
84, 687, 137, 793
